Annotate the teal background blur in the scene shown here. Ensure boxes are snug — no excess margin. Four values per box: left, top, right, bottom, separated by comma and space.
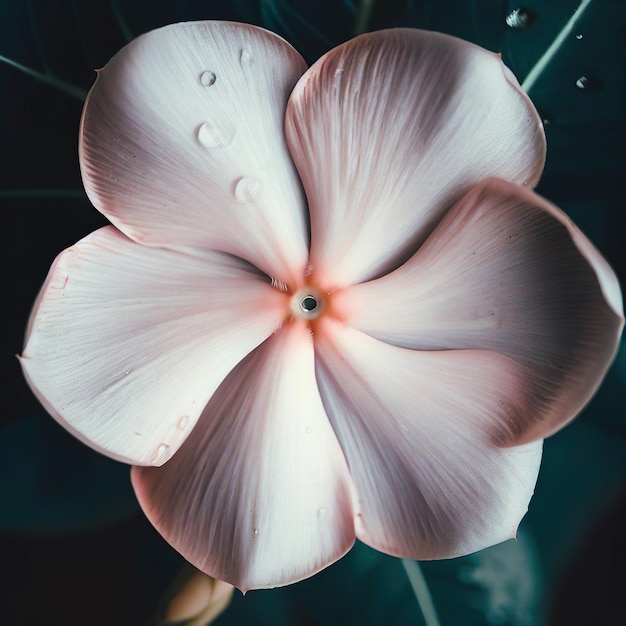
1, 1, 625, 624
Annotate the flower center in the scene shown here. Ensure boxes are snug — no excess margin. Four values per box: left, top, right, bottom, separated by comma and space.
300, 296, 318, 312
290, 288, 325, 320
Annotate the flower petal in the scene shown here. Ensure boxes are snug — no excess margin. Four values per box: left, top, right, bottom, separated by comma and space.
285, 29, 546, 286
335, 178, 624, 444
80, 21, 309, 286
20, 226, 288, 466
314, 319, 543, 560
132, 324, 355, 591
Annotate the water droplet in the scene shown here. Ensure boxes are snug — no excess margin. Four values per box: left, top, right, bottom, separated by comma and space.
505, 8, 530, 29
317, 507, 328, 517
252, 528, 258, 536
124, 369, 131, 376
305, 426, 312, 434
575, 76, 589, 89
575, 34, 583, 40
177, 415, 190, 430
151, 443, 171, 464
199, 70, 216, 86
197, 122, 234, 149
240, 48, 254, 67
233, 176, 262, 203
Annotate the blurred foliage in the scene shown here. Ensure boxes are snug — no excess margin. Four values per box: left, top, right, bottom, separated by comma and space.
1, 1, 625, 625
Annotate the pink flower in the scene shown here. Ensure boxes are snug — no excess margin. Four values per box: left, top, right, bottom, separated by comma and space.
20, 22, 623, 591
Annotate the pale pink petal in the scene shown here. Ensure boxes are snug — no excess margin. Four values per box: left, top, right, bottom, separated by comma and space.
314, 319, 542, 560
80, 21, 309, 286
285, 29, 545, 286
132, 324, 355, 591
335, 178, 624, 444
20, 227, 288, 465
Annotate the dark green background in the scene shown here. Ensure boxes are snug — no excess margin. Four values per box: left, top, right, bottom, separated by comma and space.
1, 1, 624, 624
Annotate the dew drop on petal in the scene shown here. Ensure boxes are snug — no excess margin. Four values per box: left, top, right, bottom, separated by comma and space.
240, 48, 254, 67
253, 528, 258, 536
197, 122, 234, 149
199, 70, 217, 86
151, 443, 171, 464
317, 507, 328, 518
177, 415, 190, 430
233, 176, 262, 203
305, 426, 312, 434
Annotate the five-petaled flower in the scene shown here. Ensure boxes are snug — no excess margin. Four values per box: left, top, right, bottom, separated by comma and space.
20, 22, 623, 591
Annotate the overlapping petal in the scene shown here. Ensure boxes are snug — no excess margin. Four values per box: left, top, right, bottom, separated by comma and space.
314, 319, 543, 560
285, 29, 546, 286
20, 227, 288, 465
334, 178, 624, 444
80, 21, 309, 286
132, 324, 355, 591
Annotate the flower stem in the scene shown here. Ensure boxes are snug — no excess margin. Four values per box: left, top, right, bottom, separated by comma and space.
109, 0, 133, 43
401, 559, 441, 626
28, 0, 51, 74
521, 0, 592, 93
353, 0, 375, 35
0, 54, 86, 101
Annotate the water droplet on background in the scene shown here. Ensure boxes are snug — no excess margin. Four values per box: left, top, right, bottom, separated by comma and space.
199, 70, 217, 86
575, 34, 583, 40
234, 176, 262, 203
575, 76, 589, 89
197, 122, 234, 148
505, 8, 530, 29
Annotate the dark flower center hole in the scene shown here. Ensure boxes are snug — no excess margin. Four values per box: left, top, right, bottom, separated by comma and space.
300, 296, 318, 312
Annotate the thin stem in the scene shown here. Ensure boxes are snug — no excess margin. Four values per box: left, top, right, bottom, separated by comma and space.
71, 0, 95, 70
0, 54, 86, 101
109, 0, 133, 43
261, 0, 333, 49
353, 0, 375, 35
0, 189, 85, 200
401, 559, 441, 626
28, 0, 51, 73
521, 0, 592, 93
